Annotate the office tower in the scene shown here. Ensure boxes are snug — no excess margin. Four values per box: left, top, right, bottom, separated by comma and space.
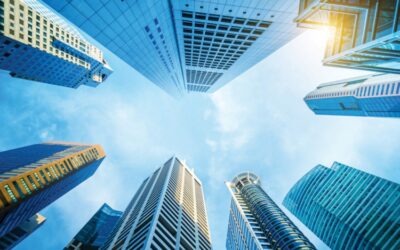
295, 0, 400, 74
65, 203, 122, 250
0, 0, 112, 88
44, 0, 302, 96
0, 213, 45, 249
103, 157, 212, 250
226, 172, 316, 250
283, 162, 400, 250
0, 142, 105, 239
304, 73, 400, 118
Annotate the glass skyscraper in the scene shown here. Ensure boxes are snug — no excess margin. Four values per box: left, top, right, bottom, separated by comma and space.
102, 157, 212, 250
43, 0, 302, 96
0, 213, 45, 249
304, 73, 400, 118
226, 172, 316, 250
65, 203, 122, 250
295, 0, 400, 74
0, 0, 112, 88
0, 141, 106, 241
283, 162, 400, 250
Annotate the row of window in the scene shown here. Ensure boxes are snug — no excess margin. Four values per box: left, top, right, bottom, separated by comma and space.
181, 11, 270, 28
0, 148, 99, 207
6, 0, 101, 65
306, 81, 400, 99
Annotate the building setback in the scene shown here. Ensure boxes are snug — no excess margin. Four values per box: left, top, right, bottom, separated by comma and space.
0, 141, 105, 243
102, 156, 212, 250
65, 203, 122, 250
0, 0, 112, 88
43, 0, 302, 96
0, 213, 45, 249
284, 162, 400, 250
226, 172, 316, 250
304, 73, 400, 118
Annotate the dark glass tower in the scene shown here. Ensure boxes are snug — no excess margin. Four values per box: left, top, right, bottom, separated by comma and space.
0, 142, 105, 241
102, 157, 212, 250
226, 172, 315, 250
65, 203, 122, 249
284, 162, 400, 250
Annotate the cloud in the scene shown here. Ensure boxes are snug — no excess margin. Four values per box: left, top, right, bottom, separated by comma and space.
1, 29, 399, 250
202, 30, 400, 249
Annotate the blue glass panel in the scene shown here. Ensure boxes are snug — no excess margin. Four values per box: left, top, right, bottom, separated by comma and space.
0, 144, 71, 174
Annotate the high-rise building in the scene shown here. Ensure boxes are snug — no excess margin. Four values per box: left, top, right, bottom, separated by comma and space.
102, 157, 212, 250
283, 162, 400, 250
295, 0, 400, 74
0, 141, 105, 239
65, 203, 122, 250
226, 172, 316, 250
0, 213, 45, 249
43, 0, 302, 96
304, 73, 400, 118
0, 0, 112, 88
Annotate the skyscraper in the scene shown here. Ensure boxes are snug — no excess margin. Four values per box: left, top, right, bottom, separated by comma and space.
283, 162, 400, 250
304, 73, 400, 118
0, 213, 45, 249
102, 157, 212, 250
295, 0, 400, 74
226, 172, 316, 250
0, 141, 105, 239
0, 0, 112, 88
65, 203, 122, 250
43, 0, 302, 96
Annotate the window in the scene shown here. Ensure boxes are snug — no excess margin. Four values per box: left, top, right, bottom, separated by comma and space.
55, 164, 65, 176
39, 170, 49, 185
12, 181, 25, 199
390, 83, 395, 94
381, 84, 385, 95
50, 166, 59, 180
4, 185, 17, 203
45, 168, 54, 182
385, 84, 390, 95
33, 173, 44, 188
397, 82, 400, 94
19, 178, 32, 195
27, 175, 38, 190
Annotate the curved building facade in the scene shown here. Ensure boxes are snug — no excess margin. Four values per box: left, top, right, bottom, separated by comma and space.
283, 162, 400, 250
226, 172, 316, 250
304, 73, 400, 118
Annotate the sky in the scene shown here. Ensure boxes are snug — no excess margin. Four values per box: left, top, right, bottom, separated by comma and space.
1, 28, 400, 250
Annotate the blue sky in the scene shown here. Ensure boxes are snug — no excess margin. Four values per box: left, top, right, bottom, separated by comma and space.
1, 29, 400, 249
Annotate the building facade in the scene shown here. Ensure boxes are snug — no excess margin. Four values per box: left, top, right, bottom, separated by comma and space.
283, 162, 400, 250
0, 213, 45, 249
0, 142, 105, 239
226, 172, 316, 250
102, 157, 212, 250
43, 0, 302, 96
0, 0, 112, 88
295, 0, 400, 74
65, 203, 122, 250
304, 73, 400, 118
